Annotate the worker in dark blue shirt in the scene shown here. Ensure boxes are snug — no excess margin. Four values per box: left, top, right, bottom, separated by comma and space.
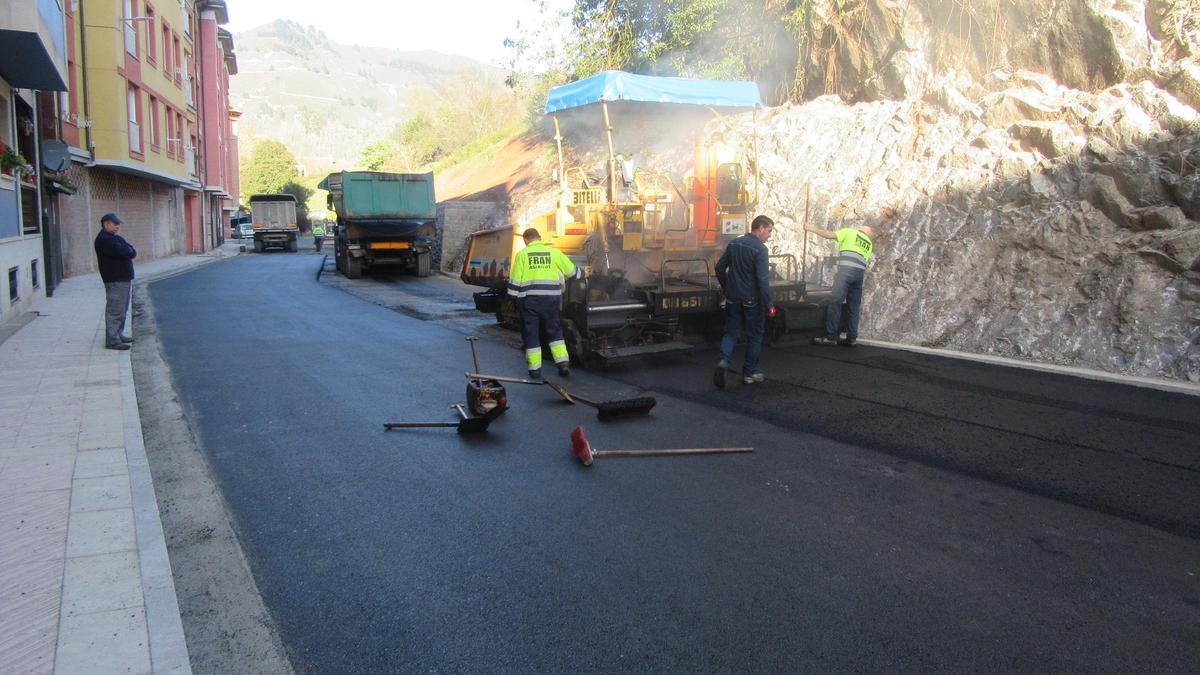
714, 214, 775, 389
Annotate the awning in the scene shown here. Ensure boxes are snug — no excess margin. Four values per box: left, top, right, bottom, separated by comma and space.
0, 30, 67, 91
545, 71, 762, 114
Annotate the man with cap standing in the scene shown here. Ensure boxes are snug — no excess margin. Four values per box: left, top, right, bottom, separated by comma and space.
94, 213, 137, 350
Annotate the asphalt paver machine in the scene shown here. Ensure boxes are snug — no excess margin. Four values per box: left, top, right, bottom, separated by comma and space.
462, 71, 822, 366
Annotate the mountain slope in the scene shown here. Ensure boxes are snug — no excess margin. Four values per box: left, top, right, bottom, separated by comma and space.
230, 20, 502, 175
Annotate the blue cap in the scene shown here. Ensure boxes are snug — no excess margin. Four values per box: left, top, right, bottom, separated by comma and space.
101, 213, 122, 225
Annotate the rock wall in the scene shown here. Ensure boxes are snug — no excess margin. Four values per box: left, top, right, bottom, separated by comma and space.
437, 201, 508, 272
722, 0, 1200, 380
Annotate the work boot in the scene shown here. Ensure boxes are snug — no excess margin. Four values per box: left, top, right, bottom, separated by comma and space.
105, 342, 131, 351
838, 338, 857, 347
528, 369, 543, 382
811, 335, 837, 346
120, 335, 135, 343
743, 372, 765, 385
713, 360, 728, 389
557, 363, 570, 377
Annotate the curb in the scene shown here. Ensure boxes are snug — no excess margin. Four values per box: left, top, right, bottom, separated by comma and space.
121, 346, 192, 673
857, 338, 1200, 397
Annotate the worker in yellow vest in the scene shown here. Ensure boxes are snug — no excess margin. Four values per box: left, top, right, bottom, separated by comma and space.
312, 222, 327, 251
806, 223, 875, 346
507, 228, 583, 379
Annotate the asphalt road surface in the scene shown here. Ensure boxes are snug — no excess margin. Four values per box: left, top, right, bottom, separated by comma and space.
147, 252, 1200, 672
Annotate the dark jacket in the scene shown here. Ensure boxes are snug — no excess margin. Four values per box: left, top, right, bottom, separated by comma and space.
94, 229, 137, 282
715, 233, 772, 308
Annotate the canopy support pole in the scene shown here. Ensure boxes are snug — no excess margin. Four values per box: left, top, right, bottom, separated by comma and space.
602, 101, 617, 205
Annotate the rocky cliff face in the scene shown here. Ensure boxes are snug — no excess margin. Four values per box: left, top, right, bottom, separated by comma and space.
719, 0, 1200, 380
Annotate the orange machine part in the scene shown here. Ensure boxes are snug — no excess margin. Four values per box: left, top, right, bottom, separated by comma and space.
693, 138, 719, 246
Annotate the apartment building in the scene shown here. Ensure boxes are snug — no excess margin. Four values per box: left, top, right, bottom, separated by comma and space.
51, 0, 238, 279
197, 0, 239, 241
0, 0, 68, 323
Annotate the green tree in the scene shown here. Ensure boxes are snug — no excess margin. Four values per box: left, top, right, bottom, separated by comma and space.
510, 0, 818, 105
360, 140, 401, 171
241, 139, 300, 200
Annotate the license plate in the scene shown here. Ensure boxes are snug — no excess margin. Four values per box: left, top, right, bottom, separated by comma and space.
658, 293, 713, 313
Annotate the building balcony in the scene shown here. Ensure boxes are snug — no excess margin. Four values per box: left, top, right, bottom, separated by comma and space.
0, 0, 68, 91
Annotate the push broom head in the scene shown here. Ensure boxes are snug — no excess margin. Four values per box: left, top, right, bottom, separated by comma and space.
596, 397, 656, 420
571, 426, 594, 466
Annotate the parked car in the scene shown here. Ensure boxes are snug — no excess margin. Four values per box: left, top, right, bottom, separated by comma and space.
239, 223, 254, 239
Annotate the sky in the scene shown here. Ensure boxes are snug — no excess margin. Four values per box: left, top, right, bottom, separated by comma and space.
223, 0, 572, 67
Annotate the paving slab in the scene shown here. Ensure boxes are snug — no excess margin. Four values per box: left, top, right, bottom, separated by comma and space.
0, 242, 238, 673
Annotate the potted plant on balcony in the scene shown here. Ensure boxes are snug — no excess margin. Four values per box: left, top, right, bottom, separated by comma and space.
1, 141, 33, 178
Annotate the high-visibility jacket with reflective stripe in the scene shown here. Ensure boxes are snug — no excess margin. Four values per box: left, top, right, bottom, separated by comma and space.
312, 225, 326, 236
508, 241, 579, 298
834, 227, 873, 269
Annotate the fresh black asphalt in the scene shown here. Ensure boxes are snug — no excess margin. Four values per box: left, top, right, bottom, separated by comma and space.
148, 253, 1200, 672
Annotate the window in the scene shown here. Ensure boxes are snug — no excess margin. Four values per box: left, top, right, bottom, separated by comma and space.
175, 113, 184, 161
183, 9, 192, 40
173, 34, 182, 84
127, 85, 142, 154
145, 3, 156, 63
183, 51, 194, 107
165, 107, 174, 158
148, 96, 160, 150
31, 260, 39, 289
0, 91, 12, 162
162, 23, 171, 73
123, 0, 137, 56
8, 267, 17, 303
188, 131, 197, 173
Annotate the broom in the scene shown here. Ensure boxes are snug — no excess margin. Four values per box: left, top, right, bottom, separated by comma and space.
570, 426, 752, 467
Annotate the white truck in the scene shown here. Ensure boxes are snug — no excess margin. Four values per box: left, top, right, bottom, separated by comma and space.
249, 194, 299, 252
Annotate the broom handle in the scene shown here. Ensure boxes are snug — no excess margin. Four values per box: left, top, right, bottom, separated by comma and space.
466, 372, 545, 385
595, 447, 753, 458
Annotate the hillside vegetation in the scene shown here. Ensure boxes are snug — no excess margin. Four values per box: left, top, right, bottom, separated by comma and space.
231, 19, 520, 202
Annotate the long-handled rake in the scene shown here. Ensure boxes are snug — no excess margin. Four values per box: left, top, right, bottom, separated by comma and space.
466, 372, 656, 419
570, 426, 752, 467
384, 403, 508, 434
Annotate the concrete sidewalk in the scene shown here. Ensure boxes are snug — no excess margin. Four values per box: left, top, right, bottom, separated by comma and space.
0, 242, 240, 674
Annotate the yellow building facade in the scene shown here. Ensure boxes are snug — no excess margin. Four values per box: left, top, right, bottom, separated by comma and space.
79, 0, 198, 181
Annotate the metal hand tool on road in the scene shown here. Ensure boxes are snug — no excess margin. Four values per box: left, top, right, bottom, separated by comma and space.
464, 337, 507, 416
383, 403, 508, 434
570, 426, 752, 467
466, 372, 656, 419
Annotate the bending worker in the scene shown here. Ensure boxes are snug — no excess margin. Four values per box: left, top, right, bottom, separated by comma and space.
806, 222, 875, 346
714, 214, 776, 388
507, 227, 583, 380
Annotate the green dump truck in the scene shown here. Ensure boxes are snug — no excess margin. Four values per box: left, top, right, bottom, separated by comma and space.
249, 194, 299, 252
319, 171, 438, 279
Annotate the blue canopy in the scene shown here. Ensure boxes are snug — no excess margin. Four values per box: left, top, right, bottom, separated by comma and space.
545, 71, 762, 114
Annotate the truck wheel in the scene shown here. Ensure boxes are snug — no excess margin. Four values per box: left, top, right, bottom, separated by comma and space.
288, 239, 298, 252
415, 251, 431, 277
253, 240, 263, 253
346, 256, 362, 279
